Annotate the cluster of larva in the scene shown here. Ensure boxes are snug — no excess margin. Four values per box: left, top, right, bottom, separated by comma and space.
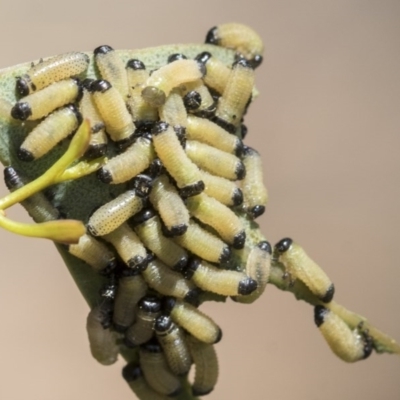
3, 22, 377, 399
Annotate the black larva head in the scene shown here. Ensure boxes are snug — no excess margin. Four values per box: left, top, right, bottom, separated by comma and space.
233, 230, 246, 250
183, 90, 202, 110
321, 283, 335, 303
235, 162, 246, 180
131, 208, 156, 226
205, 26, 219, 45
219, 246, 232, 263
240, 124, 248, 139
127, 255, 149, 272
195, 51, 212, 65
139, 296, 161, 313
146, 158, 165, 178
257, 240, 272, 254
167, 53, 187, 63
232, 188, 244, 206
250, 205, 265, 219
167, 223, 188, 238
130, 174, 153, 198
184, 258, 199, 279
173, 254, 189, 273
151, 121, 169, 136
154, 315, 172, 333
275, 238, 293, 254
99, 279, 118, 300
314, 305, 329, 327
250, 54, 263, 69
184, 287, 202, 306
234, 139, 244, 157
90, 79, 112, 93
97, 167, 113, 184
233, 57, 253, 70
11, 102, 32, 121
81, 78, 95, 91
3, 166, 20, 190
162, 297, 176, 314
94, 45, 114, 55
126, 58, 146, 70
362, 332, 374, 359
174, 125, 187, 147
178, 180, 205, 198
122, 363, 142, 382
238, 277, 258, 295
15, 76, 30, 97
141, 340, 162, 353
17, 147, 34, 162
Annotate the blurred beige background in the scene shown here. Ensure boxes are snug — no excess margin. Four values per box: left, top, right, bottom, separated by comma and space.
0, 0, 399, 399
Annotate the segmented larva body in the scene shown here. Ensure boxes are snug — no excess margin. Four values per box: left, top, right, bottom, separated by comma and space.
16, 52, 89, 96
205, 23, 264, 68
11, 78, 81, 121
188, 335, 219, 396
86, 300, 120, 365
154, 315, 192, 376
112, 272, 148, 332
139, 342, 182, 397
87, 190, 144, 236
275, 238, 335, 303
18, 104, 82, 162
314, 306, 373, 362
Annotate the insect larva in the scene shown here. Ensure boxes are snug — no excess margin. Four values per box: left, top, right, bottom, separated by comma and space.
151, 121, 204, 198
11, 78, 81, 121
87, 190, 144, 236
186, 115, 243, 156
3, 166, 60, 222
187, 335, 219, 396
213, 59, 255, 134
67, 233, 116, 274
16, 52, 89, 96
18, 104, 81, 161
122, 363, 170, 400
102, 222, 148, 270
142, 259, 199, 304
174, 220, 231, 264
181, 81, 216, 117
199, 170, 243, 207
195, 51, 231, 94
133, 209, 189, 271
185, 140, 245, 181
89, 79, 135, 146
185, 258, 257, 296
86, 300, 119, 365
241, 146, 268, 218
158, 92, 187, 130
94, 45, 129, 99
139, 342, 182, 397
97, 135, 154, 184
205, 23, 264, 68
232, 241, 271, 303
149, 175, 189, 236
79, 79, 107, 159
164, 297, 222, 345
125, 59, 158, 128
314, 306, 373, 362
112, 271, 148, 332
275, 238, 335, 303
142, 59, 204, 107
186, 193, 246, 249
125, 295, 161, 347
155, 315, 192, 376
